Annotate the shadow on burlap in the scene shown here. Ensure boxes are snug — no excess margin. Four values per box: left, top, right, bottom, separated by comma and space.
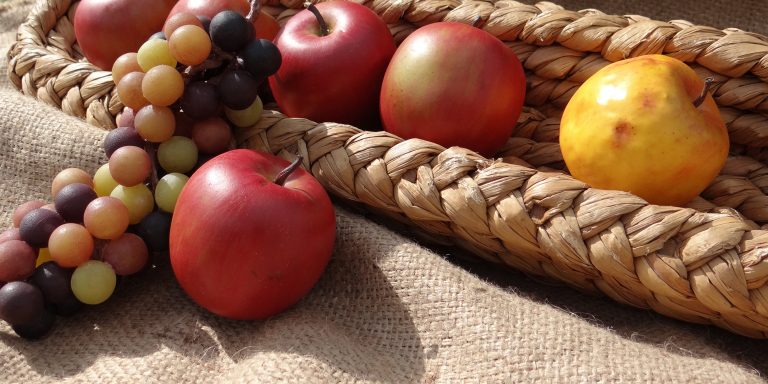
1, 0, 767, 382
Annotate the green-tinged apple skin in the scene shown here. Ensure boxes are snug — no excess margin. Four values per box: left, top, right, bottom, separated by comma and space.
379, 22, 527, 157
74, 0, 176, 70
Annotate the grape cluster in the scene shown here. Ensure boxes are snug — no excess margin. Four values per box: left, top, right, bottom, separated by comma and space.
0, 6, 281, 340
0, 168, 154, 340
114, 7, 280, 154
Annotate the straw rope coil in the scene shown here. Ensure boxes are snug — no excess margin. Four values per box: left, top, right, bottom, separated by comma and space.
7, 0, 768, 338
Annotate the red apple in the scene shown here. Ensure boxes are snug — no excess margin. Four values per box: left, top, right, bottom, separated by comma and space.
168, 0, 280, 41
269, 1, 396, 128
380, 22, 527, 157
169, 149, 336, 320
74, 0, 176, 70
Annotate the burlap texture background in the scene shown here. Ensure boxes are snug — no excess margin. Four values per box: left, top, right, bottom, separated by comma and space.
1, 0, 767, 382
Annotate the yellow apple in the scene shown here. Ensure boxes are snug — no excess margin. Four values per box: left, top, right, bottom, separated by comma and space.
559, 54, 729, 206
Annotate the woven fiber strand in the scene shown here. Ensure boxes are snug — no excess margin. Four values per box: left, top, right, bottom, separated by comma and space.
7, 0, 768, 339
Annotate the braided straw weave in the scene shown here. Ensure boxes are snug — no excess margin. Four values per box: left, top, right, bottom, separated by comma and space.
8, 0, 768, 338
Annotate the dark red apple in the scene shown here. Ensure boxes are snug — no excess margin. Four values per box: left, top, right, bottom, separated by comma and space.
169, 149, 336, 320
168, 0, 280, 41
74, 0, 176, 70
269, 1, 396, 128
380, 22, 527, 157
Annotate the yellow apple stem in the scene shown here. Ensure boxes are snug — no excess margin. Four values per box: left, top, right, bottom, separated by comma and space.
246, 0, 261, 23
307, 4, 330, 36
274, 155, 304, 186
693, 77, 715, 108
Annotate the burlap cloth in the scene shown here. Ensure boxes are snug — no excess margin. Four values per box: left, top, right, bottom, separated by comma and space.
1, 0, 767, 382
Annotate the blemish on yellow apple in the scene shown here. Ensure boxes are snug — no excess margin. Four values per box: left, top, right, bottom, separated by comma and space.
559, 54, 729, 207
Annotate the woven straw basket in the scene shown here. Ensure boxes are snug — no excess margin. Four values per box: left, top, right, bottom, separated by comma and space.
8, 0, 768, 339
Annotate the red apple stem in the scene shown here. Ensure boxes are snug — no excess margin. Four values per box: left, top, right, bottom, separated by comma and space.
472, 15, 483, 28
306, 3, 329, 36
246, 0, 261, 23
693, 77, 715, 108
274, 155, 304, 186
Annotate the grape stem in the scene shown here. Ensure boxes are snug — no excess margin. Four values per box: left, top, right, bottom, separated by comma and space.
274, 155, 303, 186
183, 48, 237, 81
145, 142, 159, 193
693, 77, 715, 108
307, 4, 329, 36
246, 0, 261, 23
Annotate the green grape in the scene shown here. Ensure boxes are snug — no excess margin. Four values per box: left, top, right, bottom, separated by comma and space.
136, 39, 177, 72
224, 96, 263, 128
110, 184, 154, 224
94, 163, 120, 197
155, 173, 189, 213
71, 260, 116, 305
157, 136, 198, 174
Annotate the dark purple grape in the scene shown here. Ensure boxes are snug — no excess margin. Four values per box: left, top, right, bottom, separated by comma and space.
54, 183, 97, 223
209, 10, 253, 52
12, 199, 47, 228
19, 208, 65, 248
180, 81, 221, 120
218, 70, 260, 110
0, 281, 45, 326
197, 15, 211, 32
53, 293, 83, 316
188, 153, 215, 175
131, 211, 171, 252
30, 261, 74, 304
239, 39, 282, 78
104, 126, 145, 158
12, 305, 55, 340
149, 31, 166, 40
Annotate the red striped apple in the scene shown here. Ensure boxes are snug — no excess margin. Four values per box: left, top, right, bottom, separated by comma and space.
379, 22, 527, 157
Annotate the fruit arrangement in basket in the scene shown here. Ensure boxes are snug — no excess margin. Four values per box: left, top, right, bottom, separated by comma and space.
0, 0, 333, 338
6, 0, 764, 340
